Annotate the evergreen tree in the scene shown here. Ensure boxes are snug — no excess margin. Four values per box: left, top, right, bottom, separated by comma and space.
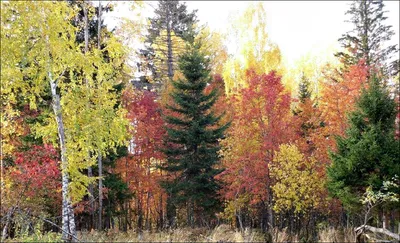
335, 0, 398, 76
139, 0, 198, 84
327, 74, 400, 211
298, 72, 312, 103
160, 42, 229, 227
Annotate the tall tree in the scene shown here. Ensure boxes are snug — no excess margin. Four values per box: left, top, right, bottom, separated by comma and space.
315, 62, 369, 164
217, 70, 294, 231
160, 42, 229, 227
1, 1, 128, 240
117, 87, 166, 231
142, 0, 197, 83
222, 3, 282, 95
327, 74, 400, 211
335, 0, 398, 76
293, 74, 321, 158
1, 2, 79, 240
68, 1, 129, 231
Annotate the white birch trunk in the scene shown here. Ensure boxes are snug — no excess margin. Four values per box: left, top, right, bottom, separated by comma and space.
49, 74, 77, 242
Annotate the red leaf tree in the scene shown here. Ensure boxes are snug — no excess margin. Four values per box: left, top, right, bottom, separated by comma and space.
116, 88, 166, 230
217, 69, 295, 229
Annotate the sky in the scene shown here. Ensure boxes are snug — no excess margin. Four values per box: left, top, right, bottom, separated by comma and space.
105, 1, 400, 67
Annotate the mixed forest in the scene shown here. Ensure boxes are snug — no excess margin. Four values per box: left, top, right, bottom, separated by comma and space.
1, 0, 399, 242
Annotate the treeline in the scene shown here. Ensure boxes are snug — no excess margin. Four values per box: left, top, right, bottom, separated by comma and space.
1, 0, 399, 242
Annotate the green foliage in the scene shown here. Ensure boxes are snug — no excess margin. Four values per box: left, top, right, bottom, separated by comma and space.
160, 41, 229, 222
327, 75, 400, 211
103, 147, 132, 219
298, 73, 312, 103
361, 176, 399, 206
140, 0, 198, 82
9, 232, 62, 243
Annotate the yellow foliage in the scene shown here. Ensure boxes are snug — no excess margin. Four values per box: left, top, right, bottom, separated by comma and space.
283, 49, 340, 98
1, 1, 129, 202
270, 144, 324, 214
151, 29, 186, 82
196, 26, 228, 75
222, 3, 283, 95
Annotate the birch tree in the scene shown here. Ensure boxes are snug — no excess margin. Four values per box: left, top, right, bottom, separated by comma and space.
1, 1, 128, 240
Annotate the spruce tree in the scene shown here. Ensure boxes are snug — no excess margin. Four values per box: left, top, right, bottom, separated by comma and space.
298, 73, 312, 103
335, 0, 398, 76
327, 74, 400, 211
160, 42, 229, 227
139, 0, 198, 83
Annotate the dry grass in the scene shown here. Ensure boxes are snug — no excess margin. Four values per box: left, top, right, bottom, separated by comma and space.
318, 226, 357, 242
5, 225, 358, 242
78, 225, 265, 242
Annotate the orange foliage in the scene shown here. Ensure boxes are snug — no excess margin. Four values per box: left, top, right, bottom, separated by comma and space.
217, 70, 295, 206
116, 88, 166, 228
313, 61, 369, 164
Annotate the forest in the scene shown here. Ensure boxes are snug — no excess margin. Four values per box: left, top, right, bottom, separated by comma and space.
0, 0, 399, 242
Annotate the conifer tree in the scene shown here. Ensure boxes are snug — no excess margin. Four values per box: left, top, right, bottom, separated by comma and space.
140, 0, 197, 83
327, 74, 400, 211
335, 0, 398, 76
298, 73, 312, 103
160, 41, 229, 227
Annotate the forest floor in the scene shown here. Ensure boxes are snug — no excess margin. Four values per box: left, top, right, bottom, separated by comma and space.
4, 224, 358, 242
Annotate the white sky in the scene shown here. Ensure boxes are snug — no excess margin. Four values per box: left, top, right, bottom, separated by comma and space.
104, 0, 399, 68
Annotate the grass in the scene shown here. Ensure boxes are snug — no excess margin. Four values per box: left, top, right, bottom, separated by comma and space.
4, 224, 358, 242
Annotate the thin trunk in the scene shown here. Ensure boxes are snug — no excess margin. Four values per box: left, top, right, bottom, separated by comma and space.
97, 1, 103, 231
166, 7, 174, 79
82, 2, 94, 230
1, 206, 15, 240
236, 210, 244, 232
137, 197, 143, 231
49, 74, 77, 242
266, 167, 273, 230
145, 162, 151, 230
98, 1, 102, 49
98, 151, 103, 230
88, 166, 94, 228
83, 3, 89, 56
166, 193, 176, 228
159, 193, 163, 229
187, 199, 193, 227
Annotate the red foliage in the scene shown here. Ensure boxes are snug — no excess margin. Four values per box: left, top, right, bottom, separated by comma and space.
117, 88, 166, 227
217, 69, 295, 205
11, 144, 61, 205
314, 61, 369, 164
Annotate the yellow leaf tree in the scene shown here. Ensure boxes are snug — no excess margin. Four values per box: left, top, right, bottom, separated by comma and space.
222, 3, 283, 95
270, 144, 324, 214
1, 1, 129, 240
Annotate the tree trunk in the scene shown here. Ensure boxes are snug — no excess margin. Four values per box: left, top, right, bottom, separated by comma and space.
98, 1, 102, 49
187, 199, 193, 227
1, 206, 15, 240
98, 151, 103, 231
266, 174, 274, 230
356, 224, 400, 241
82, 2, 94, 230
166, 7, 174, 79
166, 194, 176, 228
97, 2, 103, 231
236, 210, 244, 232
49, 75, 77, 242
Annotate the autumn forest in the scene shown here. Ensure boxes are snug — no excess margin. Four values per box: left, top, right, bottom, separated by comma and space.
1, 0, 399, 242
